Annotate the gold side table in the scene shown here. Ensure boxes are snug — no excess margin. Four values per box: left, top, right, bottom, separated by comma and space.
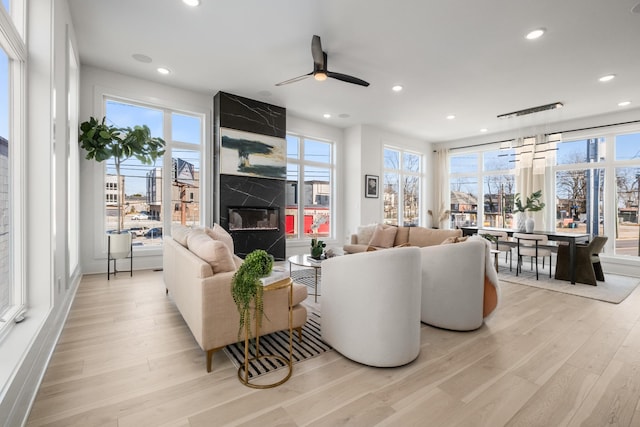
238, 277, 293, 388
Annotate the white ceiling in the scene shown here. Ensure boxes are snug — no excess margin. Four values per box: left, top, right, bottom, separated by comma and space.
67, 0, 640, 143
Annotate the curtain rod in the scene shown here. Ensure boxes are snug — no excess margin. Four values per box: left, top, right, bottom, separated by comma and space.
435, 119, 640, 153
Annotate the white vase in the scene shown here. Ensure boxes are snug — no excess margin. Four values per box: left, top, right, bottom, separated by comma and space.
516, 212, 527, 232
108, 232, 132, 259
525, 216, 535, 233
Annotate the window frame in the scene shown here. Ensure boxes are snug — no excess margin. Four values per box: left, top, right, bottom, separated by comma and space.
95, 94, 207, 258
0, 0, 26, 335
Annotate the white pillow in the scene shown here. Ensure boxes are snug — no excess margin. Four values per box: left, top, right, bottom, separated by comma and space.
356, 223, 378, 245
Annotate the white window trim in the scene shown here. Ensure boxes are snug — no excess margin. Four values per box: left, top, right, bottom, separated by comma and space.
383, 145, 425, 227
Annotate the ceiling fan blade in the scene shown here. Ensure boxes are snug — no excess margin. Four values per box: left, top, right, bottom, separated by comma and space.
275, 72, 313, 86
326, 71, 370, 87
311, 35, 324, 69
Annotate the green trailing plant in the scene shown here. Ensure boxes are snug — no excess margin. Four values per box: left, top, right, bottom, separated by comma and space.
514, 190, 545, 213
79, 116, 166, 233
231, 249, 274, 339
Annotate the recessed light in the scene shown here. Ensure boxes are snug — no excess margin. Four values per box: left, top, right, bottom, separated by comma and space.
618, 101, 631, 107
338, 113, 350, 119
599, 74, 616, 82
525, 28, 545, 40
323, 113, 331, 119
446, 115, 455, 120
182, 0, 200, 6
392, 85, 403, 92
480, 128, 488, 133
157, 67, 171, 75
132, 53, 152, 63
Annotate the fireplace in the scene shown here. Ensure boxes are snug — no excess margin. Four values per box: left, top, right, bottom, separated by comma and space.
228, 207, 279, 231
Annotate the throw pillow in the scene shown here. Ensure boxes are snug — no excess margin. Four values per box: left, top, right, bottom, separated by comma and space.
368, 224, 398, 248
171, 224, 192, 247
187, 232, 236, 274
205, 223, 235, 254
356, 223, 378, 245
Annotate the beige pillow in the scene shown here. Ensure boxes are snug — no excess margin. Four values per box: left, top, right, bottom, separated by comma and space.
205, 223, 235, 254
368, 224, 398, 248
187, 232, 236, 274
171, 224, 192, 247
356, 224, 378, 244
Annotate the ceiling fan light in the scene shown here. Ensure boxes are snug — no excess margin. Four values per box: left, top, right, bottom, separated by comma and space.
314, 72, 328, 81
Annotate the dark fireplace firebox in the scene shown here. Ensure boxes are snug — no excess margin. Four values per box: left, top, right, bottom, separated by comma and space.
228, 207, 279, 231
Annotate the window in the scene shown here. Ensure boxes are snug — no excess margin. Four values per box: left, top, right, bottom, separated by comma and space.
286, 134, 333, 239
0, 0, 25, 330
449, 149, 515, 228
554, 138, 605, 237
383, 148, 423, 226
614, 133, 640, 256
104, 100, 203, 247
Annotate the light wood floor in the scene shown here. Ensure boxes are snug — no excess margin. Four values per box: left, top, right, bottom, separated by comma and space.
25, 268, 640, 426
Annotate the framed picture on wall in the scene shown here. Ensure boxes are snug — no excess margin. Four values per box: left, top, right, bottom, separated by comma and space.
365, 174, 379, 198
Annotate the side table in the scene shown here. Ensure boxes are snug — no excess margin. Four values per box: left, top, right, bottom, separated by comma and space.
288, 254, 322, 303
238, 277, 293, 389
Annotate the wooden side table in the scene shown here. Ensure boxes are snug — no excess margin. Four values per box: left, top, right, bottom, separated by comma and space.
238, 277, 293, 389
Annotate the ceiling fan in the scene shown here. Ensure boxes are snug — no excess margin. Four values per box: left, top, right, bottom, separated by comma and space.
276, 35, 370, 87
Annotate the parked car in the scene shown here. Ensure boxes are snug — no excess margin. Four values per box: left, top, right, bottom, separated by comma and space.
145, 227, 163, 238
129, 226, 149, 237
131, 213, 149, 220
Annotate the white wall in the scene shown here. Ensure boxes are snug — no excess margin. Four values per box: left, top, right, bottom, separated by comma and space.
78, 66, 213, 273
343, 124, 432, 239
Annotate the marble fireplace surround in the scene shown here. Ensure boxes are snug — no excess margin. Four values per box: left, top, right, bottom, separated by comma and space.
214, 92, 287, 260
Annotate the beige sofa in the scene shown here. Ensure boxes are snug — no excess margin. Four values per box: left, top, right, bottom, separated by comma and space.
343, 224, 463, 254
163, 225, 308, 372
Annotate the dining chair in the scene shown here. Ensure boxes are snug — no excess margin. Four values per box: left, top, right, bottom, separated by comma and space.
478, 229, 513, 271
554, 236, 608, 286
512, 233, 553, 280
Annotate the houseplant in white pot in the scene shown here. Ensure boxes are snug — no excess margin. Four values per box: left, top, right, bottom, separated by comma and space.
514, 190, 545, 232
79, 116, 165, 260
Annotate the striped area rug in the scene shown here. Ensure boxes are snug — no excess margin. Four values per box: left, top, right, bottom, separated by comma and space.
223, 311, 332, 379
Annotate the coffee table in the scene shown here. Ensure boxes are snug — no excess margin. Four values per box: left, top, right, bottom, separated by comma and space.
288, 254, 322, 303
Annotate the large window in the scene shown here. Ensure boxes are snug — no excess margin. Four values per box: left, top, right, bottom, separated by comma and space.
383, 147, 423, 226
286, 134, 333, 239
0, 0, 25, 329
554, 138, 605, 237
449, 148, 515, 229
614, 133, 640, 256
104, 100, 203, 247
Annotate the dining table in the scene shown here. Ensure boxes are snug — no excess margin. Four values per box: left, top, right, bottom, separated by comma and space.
461, 226, 590, 285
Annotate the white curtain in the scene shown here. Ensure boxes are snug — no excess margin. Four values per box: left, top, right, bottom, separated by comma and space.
514, 134, 551, 230
433, 148, 450, 228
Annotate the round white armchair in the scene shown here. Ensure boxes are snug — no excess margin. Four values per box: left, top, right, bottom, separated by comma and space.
321, 247, 422, 367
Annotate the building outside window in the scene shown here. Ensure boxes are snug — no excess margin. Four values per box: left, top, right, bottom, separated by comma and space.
286, 134, 333, 239
383, 147, 423, 226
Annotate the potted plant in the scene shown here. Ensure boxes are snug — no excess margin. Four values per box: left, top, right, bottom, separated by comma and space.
79, 116, 165, 259
514, 190, 545, 232
231, 249, 274, 339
